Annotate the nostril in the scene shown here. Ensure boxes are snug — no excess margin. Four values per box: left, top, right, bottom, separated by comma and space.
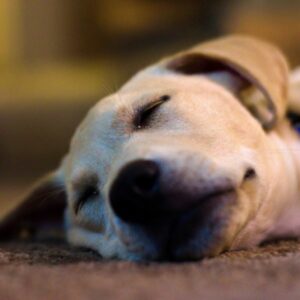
243, 168, 256, 180
132, 166, 159, 196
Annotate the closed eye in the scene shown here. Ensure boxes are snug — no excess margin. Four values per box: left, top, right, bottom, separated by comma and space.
134, 95, 170, 129
74, 185, 99, 215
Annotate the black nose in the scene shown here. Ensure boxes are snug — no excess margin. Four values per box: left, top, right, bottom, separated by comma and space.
109, 159, 163, 224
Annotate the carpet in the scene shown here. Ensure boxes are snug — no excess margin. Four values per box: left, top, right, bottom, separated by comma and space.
0, 240, 299, 300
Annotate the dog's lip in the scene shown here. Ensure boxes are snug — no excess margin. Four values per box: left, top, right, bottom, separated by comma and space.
114, 186, 237, 261
158, 189, 237, 261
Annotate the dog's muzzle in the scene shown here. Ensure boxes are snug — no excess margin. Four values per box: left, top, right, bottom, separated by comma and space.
109, 160, 236, 255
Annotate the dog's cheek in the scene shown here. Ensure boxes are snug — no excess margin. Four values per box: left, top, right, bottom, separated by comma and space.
240, 179, 262, 219
212, 189, 256, 252
229, 189, 264, 250
210, 205, 247, 256
64, 209, 123, 259
69, 199, 106, 233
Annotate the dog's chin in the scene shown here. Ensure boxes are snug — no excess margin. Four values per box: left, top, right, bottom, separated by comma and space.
116, 191, 238, 261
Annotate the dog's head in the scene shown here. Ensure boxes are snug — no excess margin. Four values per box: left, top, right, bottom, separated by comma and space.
1, 36, 292, 261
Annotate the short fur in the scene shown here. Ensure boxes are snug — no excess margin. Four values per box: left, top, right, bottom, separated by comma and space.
1, 35, 300, 261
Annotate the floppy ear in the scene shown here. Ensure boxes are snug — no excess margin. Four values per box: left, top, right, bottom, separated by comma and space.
288, 68, 300, 115
161, 35, 289, 130
0, 170, 66, 240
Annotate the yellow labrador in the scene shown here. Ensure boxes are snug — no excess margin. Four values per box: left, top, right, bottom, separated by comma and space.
1, 35, 300, 261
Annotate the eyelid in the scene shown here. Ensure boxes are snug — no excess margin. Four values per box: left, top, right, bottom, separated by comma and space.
140, 95, 171, 112
145, 95, 170, 109
134, 95, 171, 129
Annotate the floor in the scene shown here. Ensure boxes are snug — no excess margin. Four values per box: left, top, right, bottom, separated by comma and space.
1, 182, 300, 300
0, 240, 299, 300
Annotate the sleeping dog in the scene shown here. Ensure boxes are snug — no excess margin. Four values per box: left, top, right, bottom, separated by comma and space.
1, 35, 300, 261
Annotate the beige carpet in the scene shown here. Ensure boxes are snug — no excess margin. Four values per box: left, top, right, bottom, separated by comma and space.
0, 240, 299, 300
0, 182, 300, 299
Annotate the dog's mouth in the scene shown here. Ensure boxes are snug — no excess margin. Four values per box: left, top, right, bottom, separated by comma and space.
115, 190, 237, 261
165, 190, 237, 261
109, 159, 245, 261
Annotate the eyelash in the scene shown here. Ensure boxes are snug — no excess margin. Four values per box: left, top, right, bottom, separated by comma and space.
74, 185, 99, 215
134, 95, 170, 129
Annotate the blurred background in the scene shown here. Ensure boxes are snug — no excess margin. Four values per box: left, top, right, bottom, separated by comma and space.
1, 0, 300, 207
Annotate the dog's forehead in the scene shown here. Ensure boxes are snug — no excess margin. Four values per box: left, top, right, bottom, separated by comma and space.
119, 70, 218, 94
73, 72, 257, 141
77, 73, 245, 137
66, 72, 263, 178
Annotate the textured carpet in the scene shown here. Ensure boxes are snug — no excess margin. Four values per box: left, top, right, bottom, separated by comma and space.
0, 240, 299, 300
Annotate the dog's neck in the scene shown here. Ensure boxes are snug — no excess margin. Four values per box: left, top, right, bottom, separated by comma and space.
276, 120, 300, 182
266, 120, 300, 239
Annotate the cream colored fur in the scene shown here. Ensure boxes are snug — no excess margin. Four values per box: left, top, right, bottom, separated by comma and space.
2, 36, 300, 261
